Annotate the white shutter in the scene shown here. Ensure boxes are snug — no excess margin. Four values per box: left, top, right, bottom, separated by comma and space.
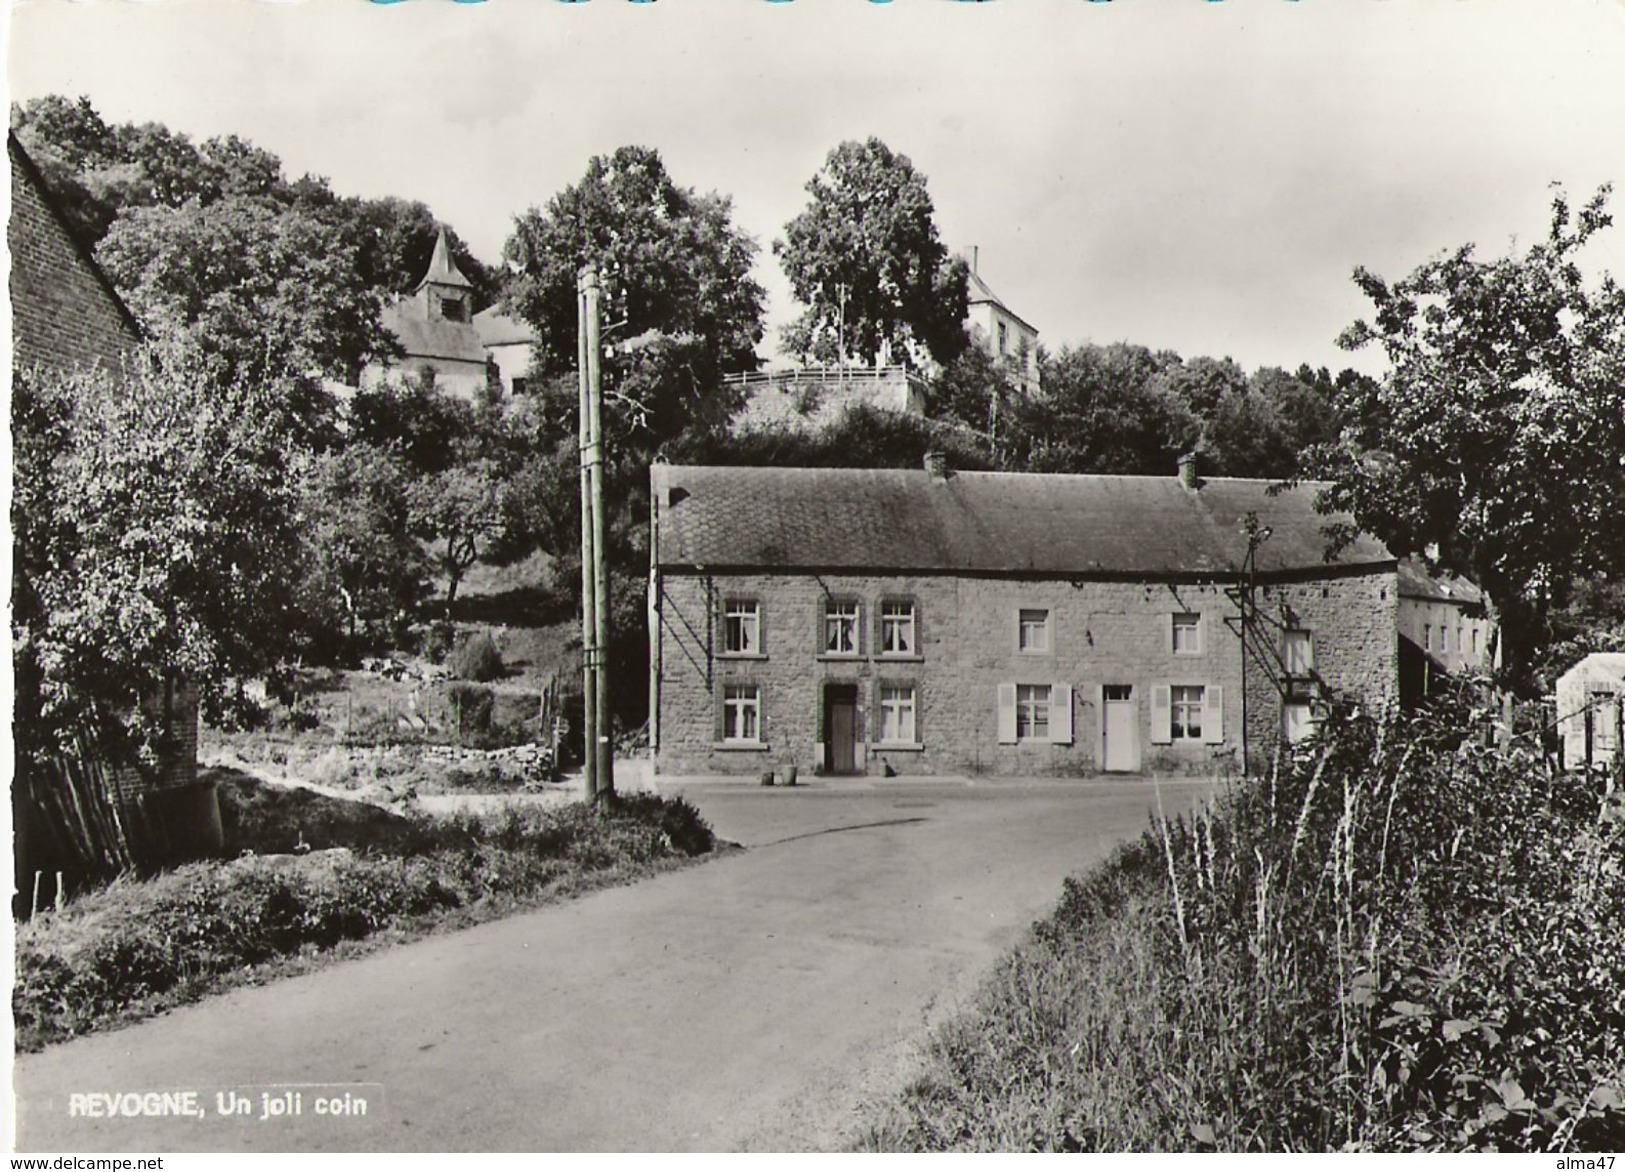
1051, 683, 1074, 745
997, 683, 1018, 744
1094, 684, 1106, 764
1151, 684, 1173, 744
1203, 685, 1225, 744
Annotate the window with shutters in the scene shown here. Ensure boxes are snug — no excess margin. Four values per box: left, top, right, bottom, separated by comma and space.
1018, 609, 1050, 654
1016, 684, 1051, 740
1593, 692, 1619, 751
878, 685, 917, 745
1172, 612, 1202, 655
879, 600, 917, 657
1170, 685, 1204, 740
722, 684, 762, 743
823, 600, 860, 656
1423, 623, 1432, 652
722, 599, 761, 656
1283, 629, 1314, 678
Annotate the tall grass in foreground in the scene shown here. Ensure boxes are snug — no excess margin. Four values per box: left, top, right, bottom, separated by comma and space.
863, 706, 1624, 1152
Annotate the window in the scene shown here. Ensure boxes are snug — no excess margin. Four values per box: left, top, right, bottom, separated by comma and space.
1172, 612, 1202, 655
1170, 685, 1205, 741
1457, 624, 1465, 655
1016, 684, 1052, 741
1423, 623, 1433, 652
1593, 692, 1619, 751
723, 599, 760, 655
1471, 626, 1480, 655
997, 320, 1009, 354
511, 376, 529, 396
1283, 629, 1314, 677
722, 685, 761, 742
1018, 608, 1051, 653
440, 296, 467, 322
879, 600, 916, 656
824, 601, 860, 656
879, 685, 917, 744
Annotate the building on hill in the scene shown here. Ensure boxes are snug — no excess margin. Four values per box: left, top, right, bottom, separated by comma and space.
372, 226, 494, 400
9, 132, 219, 899
474, 305, 538, 396
1555, 653, 1625, 772
648, 452, 1398, 778
1396, 558, 1497, 703
963, 249, 1040, 394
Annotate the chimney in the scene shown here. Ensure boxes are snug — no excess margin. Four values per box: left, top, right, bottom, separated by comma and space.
924, 450, 950, 481
971, 245, 979, 275
1177, 451, 1201, 491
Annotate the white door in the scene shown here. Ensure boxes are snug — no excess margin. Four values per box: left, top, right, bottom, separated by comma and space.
1103, 685, 1139, 772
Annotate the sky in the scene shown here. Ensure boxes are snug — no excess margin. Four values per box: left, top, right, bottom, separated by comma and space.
8, 0, 1625, 377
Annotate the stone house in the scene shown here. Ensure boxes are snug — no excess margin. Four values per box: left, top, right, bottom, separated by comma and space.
473, 304, 538, 395
372, 226, 493, 400
648, 455, 1398, 778
1397, 558, 1497, 703
1555, 653, 1625, 771
964, 251, 1039, 394
9, 132, 219, 884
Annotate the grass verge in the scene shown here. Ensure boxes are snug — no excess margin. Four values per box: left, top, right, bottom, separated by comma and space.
14, 772, 719, 1052
858, 705, 1625, 1153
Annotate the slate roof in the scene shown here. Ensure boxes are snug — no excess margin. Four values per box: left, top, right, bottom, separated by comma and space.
653, 465, 1394, 577
1397, 558, 1487, 606
380, 299, 488, 365
414, 227, 473, 292
965, 267, 1037, 333
473, 305, 537, 347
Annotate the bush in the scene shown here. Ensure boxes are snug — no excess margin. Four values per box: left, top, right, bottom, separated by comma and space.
449, 631, 505, 682
14, 780, 717, 1051
444, 682, 494, 739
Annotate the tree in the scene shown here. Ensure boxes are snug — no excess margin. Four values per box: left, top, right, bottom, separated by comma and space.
95, 195, 395, 385
503, 145, 766, 457
295, 442, 428, 659
1311, 185, 1625, 680
12, 337, 307, 766
777, 137, 969, 370
930, 344, 1023, 459
1006, 343, 1198, 475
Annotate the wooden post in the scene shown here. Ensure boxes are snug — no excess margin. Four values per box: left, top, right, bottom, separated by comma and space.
578, 268, 600, 804
585, 269, 615, 804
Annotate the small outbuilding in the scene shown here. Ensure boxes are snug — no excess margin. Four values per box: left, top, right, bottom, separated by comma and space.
1555, 653, 1625, 771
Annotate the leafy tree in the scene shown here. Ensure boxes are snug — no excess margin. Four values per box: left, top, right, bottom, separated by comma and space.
1006, 343, 1197, 475
95, 195, 395, 385
11, 338, 307, 765
930, 344, 1024, 458
503, 145, 766, 457
777, 137, 969, 369
295, 442, 427, 659
1311, 185, 1625, 679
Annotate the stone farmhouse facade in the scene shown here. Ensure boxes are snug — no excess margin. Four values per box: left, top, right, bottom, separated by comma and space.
649, 456, 1399, 778
10, 132, 219, 881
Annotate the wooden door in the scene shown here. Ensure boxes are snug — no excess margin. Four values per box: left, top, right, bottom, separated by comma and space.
1103, 685, 1139, 772
825, 685, 859, 775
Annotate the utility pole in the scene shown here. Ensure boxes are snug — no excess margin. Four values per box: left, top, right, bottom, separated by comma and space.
578, 266, 615, 807
577, 269, 599, 804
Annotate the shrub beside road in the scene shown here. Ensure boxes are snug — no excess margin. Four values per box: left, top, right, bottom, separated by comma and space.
13, 772, 717, 1053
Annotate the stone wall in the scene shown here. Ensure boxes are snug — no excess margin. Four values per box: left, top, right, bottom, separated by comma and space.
653, 566, 1398, 778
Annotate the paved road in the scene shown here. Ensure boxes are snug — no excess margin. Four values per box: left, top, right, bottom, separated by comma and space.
13, 775, 1214, 1152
